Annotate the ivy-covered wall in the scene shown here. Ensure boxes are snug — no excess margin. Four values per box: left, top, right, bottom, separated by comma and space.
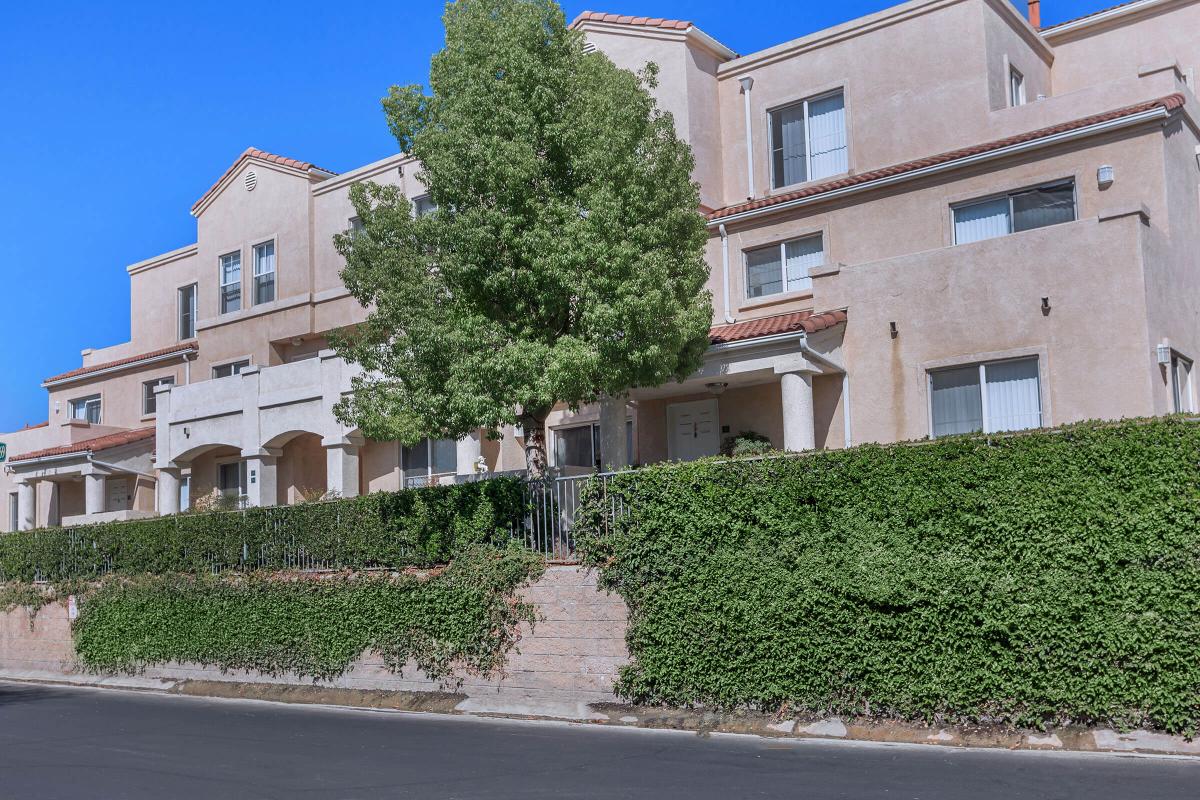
577, 418, 1200, 734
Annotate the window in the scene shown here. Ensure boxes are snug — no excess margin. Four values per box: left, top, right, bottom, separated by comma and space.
212, 360, 251, 379
1009, 67, 1026, 107
953, 180, 1076, 245
219, 251, 242, 314
217, 461, 247, 499
253, 241, 276, 305
929, 357, 1041, 437
142, 377, 175, 416
402, 438, 457, 487
554, 421, 634, 470
413, 195, 437, 218
769, 91, 847, 190
180, 476, 191, 512
8, 493, 17, 533
1172, 353, 1195, 413
70, 395, 102, 424
745, 234, 824, 299
178, 284, 197, 340
348, 216, 365, 237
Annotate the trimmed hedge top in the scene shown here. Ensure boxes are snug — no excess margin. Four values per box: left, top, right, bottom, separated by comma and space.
576, 418, 1200, 734
0, 477, 525, 582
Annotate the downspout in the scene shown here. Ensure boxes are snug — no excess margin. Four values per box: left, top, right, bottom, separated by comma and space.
738, 76, 756, 199
718, 224, 735, 324
184, 352, 191, 385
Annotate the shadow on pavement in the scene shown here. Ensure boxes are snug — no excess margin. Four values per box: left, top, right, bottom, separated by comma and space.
0, 682, 60, 708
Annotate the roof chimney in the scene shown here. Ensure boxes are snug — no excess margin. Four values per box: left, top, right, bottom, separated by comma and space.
1027, 0, 1041, 29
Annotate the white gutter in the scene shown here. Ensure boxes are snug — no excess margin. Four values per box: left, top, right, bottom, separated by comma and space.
739, 76, 756, 199
1041, 0, 1166, 37
42, 347, 198, 389
718, 224, 735, 324
707, 105, 1173, 228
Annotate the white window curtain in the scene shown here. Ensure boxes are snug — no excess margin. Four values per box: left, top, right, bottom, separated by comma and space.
784, 236, 824, 293
953, 197, 1010, 244
984, 359, 1042, 432
807, 93, 847, 180
930, 366, 983, 437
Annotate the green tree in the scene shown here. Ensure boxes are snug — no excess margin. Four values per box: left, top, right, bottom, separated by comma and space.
332, 0, 712, 476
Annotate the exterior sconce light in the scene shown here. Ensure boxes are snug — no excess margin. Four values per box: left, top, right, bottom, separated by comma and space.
183, 427, 191, 439
706, 382, 729, 396
1157, 343, 1172, 365
889, 321, 899, 339
1097, 165, 1114, 188
1041, 296, 1051, 315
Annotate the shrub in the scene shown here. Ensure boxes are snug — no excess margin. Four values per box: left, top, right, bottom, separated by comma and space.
576, 418, 1200, 734
0, 477, 525, 582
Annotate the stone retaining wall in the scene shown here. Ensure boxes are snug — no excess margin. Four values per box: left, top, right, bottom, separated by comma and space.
0, 565, 630, 720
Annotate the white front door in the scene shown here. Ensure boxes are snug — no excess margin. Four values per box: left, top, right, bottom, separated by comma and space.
106, 478, 130, 512
667, 399, 720, 462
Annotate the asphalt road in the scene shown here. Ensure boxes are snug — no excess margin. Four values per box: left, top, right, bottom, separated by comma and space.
1, 681, 1196, 799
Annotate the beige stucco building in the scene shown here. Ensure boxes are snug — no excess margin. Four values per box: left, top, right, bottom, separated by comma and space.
3, 0, 1199, 531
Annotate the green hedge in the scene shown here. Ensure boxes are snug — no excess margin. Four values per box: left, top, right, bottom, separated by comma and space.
0, 478, 525, 582
72, 544, 543, 680
576, 418, 1200, 734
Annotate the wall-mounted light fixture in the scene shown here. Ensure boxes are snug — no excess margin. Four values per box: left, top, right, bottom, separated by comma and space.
1157, 342, 1173, 365
1097, 165, 1114, 188
889, 321, 899, 339
1041, 296, 1052, 315
706, 382, 729, 396
183, 427, 191, 439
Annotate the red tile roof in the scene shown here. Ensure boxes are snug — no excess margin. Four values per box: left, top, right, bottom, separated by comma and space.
572, 11, 693, 30
43, 342, 197, 386
707, 94, 1186, 223
709, 310, 847, 345
191, 147, 339, 215
9, 427, 156, 464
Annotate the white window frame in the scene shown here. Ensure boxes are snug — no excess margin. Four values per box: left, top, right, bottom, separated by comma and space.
1171, 352, 1195, 413
951, 180, 1077, 245
212, 359, 251, 379
178, 283, 197, 340
927, 356, 1043, 438
413, 195, 437, 218
216, 459, 247, 500
743, 233, 824, 301
219, 250, 242, 314
768, 89, 847, 191
142, 376, 175, 417
348, 216, 365, 237
252, 240, 276, 306
401, 438, 457, 487
70, 394, 102, 424
1009, 66, 1026, 108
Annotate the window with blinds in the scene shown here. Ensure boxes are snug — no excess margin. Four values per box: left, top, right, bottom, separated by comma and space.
745, 234, 824, 299
929, 357, 1042, 437
769, 91, 847, 190
953, 181, 1076, 245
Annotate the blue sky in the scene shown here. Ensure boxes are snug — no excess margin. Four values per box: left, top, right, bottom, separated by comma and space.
0, 0, 1103, 432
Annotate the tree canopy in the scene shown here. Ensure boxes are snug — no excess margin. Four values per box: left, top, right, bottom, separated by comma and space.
333, 0, 713, 474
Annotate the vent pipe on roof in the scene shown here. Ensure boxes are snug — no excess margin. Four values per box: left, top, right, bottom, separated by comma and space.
1027, 0, 1041, 29
739, 77, 756, 199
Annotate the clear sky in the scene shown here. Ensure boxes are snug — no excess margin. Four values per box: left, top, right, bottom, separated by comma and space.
0, 0, 1104, 432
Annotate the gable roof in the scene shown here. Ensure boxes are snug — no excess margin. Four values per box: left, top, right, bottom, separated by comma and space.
9, 427, 156, 465
43, 343, 198, 387
190, 147, 339, 216
709, 310, 847, 345
707, 93, 1186, 225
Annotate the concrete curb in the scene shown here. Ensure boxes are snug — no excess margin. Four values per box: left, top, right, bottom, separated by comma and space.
4, 670, 1197, 758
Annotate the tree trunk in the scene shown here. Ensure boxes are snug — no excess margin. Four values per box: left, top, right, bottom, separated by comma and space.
519, 409, 551, 479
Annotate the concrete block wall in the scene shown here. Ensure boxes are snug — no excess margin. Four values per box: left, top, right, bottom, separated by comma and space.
0, 566, 631, 720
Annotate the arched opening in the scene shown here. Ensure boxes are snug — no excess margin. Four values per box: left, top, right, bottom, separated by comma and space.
275, 432, 328, 505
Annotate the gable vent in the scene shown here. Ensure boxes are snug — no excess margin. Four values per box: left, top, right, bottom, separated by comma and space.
582, 41, 598, 54
244, 170, 258, 191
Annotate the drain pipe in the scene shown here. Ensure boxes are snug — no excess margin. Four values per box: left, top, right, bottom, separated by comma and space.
738, 76, 756, 199
718, 223, 735, 324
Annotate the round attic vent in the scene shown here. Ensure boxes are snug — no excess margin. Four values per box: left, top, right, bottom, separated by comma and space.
244, 170, 258, 191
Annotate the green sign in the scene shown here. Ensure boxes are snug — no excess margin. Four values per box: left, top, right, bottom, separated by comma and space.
0, 443, 6, 463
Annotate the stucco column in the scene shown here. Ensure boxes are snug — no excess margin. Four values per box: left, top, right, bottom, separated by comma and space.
244, 454, 278, 508
780, 371, 816, 452
325, 443, 361, 499
16, 479, 35, 531
456, 430, 482, 477
157, 467, 182, 516
84, 473, 106, 516
598, 393, 629, 471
